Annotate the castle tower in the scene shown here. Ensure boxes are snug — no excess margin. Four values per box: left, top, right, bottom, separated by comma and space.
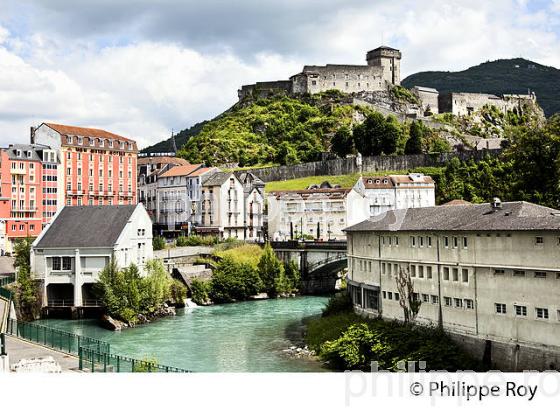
366, 46, 402, 86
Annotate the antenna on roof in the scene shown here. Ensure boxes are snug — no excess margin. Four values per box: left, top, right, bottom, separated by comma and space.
171, 128, 178, 153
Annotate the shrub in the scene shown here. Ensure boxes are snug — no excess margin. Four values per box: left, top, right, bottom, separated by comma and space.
209, 256, 263, 303
322, 292, 353, 317
152, 236, 166, 251
170, 279, 187, 305
189, 278, 211, 305
257, 243, 285, 296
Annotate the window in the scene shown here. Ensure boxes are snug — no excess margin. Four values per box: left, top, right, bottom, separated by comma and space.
388, 292, 393, 300
534, 271, 547, 279
494, 269, 505, 276
536, 307, 549, 319
418, 265, 424, 279
444, 297, 452, 307
462, 269, 469, 283
513, 270, 525, 277
454, 298, 463, 308
426, 266, 432, 279
427, 236, 432, 247
465, 299, 474, 309
535, 236, 544, 245
495, 303, 507, 314
52, 257, 71, 271
382, 291, 386, 299
444, 236, 449, 248
452, 268, 459, 282
463, 237, 468, 248
410, 265, 416, 277
394, 293, 400, 301
411, 236, 416, 247
453, 236, 458, 248
431, 295, 439, 304
443, 267, 450, 281
394, 236, 399, 246
419, 236, 424, 247
422, 294, 429, 303
52, 257, 61, 270
515, 305, 527, 317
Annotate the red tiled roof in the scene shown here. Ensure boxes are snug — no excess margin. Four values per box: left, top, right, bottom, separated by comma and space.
159, 164, 203, 178
188, 167, 217, 177
43, 122, 138, 152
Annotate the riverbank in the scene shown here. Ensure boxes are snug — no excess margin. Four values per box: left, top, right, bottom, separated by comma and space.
305, 310, 485, 371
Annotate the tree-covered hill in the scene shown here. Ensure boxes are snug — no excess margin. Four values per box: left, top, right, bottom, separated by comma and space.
141, 120, 208, 154
402, 58, 560, 117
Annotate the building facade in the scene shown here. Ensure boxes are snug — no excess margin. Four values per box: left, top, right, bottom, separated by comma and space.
198, 172, 247, 239
345, 201, 560, 370
237, 172, 265, 241
155, 163, 203, 233
32, 123, 138, 208
138, 156, 190, 222
31, 204, 153, 308
267, 182, 350, 241
0, 144, 59, 253
347, 173, 435, 227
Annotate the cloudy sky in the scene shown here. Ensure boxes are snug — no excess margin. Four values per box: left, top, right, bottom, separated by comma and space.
0, 0, 559, 148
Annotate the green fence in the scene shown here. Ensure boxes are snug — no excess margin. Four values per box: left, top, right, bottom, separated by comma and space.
0, 333, 6, 356
0, 274, 15, 301
6, 318, 110, 357
79, 347, 190, 373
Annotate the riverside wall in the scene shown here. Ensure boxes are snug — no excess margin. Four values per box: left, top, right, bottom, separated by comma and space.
248, 149, 502, 182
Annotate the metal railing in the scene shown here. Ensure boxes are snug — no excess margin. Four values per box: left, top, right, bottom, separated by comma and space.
47, 299, 75, 307
6, 318, 191, 373
307, 253, 348, 271
78, 347, 190, 373
6, 318, 110, 357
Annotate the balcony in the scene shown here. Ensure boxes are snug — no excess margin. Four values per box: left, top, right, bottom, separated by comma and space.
11, 207, 37, 213
66, 190, 84, 196
10, 168, 26, 175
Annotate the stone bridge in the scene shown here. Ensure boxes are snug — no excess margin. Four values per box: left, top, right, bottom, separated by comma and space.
270, 241, 348, 294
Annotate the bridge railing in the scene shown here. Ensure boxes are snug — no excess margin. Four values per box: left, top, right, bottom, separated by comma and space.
269, 240, 347, 250
307, 253, 348, 271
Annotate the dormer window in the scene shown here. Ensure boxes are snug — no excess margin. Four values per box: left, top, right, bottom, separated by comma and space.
89, 138, 95, 146
120, 141, 125, 149
99, 139, 104, 147
129, 143, 133, 150
16, 150, 22, 157
26, 151, 32, 158
367, 179, 372, 184
383, 179, 388, 184
77, 137, 83, 145
66, 136, 72, 144
108, 140, 114, 148
375, 179, 380, 184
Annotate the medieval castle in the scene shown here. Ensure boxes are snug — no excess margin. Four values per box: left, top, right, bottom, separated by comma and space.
238, 46, 537, 119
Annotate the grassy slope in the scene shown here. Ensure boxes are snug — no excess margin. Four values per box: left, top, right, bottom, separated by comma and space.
264, 167, 444, 192
402, 58, 560, 116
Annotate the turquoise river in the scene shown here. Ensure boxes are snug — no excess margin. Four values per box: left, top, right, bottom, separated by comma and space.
37, 296, 330, 372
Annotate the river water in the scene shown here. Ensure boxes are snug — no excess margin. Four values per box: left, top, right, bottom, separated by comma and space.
36, 296, 330, 372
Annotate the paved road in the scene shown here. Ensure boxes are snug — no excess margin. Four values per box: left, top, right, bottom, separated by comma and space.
4, 335, 82, 372
154, 246, 213, 259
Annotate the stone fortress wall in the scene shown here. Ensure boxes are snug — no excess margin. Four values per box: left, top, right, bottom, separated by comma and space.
237, 45, 538, 122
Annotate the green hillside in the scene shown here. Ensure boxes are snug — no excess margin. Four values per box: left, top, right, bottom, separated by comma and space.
402, 58, 560, 116
141, 120, 208, 154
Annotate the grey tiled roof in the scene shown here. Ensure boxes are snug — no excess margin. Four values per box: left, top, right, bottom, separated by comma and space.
35, 205, 138, 248
202, 172, 233, 186
3, 144, 45, 161
345, 202, 560, 232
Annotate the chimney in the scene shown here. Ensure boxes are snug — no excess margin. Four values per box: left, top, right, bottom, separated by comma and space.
30, 126, 36, 144
492, 197, 502, 209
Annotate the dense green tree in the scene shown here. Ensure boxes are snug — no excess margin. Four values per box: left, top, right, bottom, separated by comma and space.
209, 256, 263, 303
331, 126, 355, 158
404, 121, 424, 154
353, 112, 402, 156
257, 243, 285, 296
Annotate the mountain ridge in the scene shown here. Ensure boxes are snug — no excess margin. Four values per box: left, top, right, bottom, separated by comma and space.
402, 57, 560, 116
